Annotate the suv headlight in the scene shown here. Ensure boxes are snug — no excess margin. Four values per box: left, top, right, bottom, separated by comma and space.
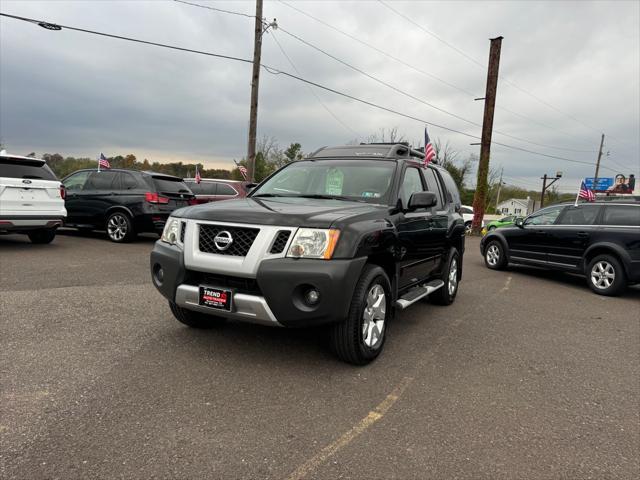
161, 217, 182, 245
286, 228, 340, 259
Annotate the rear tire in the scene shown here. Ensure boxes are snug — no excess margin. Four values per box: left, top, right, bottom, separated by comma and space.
430, 249, 460, 306
329, 264, 391, 365
169, 301, 227, 329
484, 240, 507, 270
586, 254, 626, 296
106, 211, 135, 243
28, 228, 56, 244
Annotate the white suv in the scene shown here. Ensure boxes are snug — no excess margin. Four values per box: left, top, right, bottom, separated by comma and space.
0, 151, 67, 244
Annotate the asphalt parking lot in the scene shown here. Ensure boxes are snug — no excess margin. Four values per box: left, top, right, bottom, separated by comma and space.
1, 230, 639, 479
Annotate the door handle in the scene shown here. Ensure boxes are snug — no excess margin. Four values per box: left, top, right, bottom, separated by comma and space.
577, 232, 590, 238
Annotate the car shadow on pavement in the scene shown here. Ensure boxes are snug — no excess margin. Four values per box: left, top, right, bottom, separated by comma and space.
508, 264, 640, 299
57, 228, 158, 243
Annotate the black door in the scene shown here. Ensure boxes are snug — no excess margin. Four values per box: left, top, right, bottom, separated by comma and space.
546, 204, 601, 270
507, 205, 564, 264
397, 167, 442, 288
62, 170, 92, 225
81, 171, 120, 227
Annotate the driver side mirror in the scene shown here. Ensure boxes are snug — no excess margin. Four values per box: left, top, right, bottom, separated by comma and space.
515, 217, 524, 228
407, 191, 437, 211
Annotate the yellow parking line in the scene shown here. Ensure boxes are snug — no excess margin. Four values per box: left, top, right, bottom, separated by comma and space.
285, 376, 414, 480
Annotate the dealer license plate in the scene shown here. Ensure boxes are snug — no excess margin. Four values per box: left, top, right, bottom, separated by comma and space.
199, 286, 232, 311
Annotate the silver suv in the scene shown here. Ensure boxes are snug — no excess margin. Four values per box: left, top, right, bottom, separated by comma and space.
0, 151, 67, 244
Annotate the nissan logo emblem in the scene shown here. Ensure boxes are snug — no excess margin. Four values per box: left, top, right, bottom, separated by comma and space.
213, 231, 233, 251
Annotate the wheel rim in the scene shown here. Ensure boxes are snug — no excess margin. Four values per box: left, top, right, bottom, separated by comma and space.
448, 258, 458, 296
486, 244, 500, 266
362, 284, 386, 349
465, 223, 472, 234
590, 261, 615, 290
107, 214, 127, 241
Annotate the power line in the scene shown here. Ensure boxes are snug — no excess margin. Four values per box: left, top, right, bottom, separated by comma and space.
377, 0, 631, 144
174, 0, 255, 19
269, 30, 361, 137
0, 11, 615, 173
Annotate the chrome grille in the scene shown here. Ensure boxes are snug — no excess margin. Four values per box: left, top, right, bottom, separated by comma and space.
270, 230, 291, 254
198, 224, 259, 256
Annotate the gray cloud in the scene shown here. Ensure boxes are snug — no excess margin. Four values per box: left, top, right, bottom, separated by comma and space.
0, 0, 638, 191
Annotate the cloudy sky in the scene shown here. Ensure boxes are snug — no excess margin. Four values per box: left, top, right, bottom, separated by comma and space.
1, 0, 638, 191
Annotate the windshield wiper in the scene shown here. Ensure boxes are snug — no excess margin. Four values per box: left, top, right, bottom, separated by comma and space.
251, 193, 289, 198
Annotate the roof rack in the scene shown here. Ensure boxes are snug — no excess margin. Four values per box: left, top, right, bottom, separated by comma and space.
308, 143, 429, 161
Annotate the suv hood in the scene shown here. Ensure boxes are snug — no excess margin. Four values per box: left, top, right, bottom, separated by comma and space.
173, 197, 386, 228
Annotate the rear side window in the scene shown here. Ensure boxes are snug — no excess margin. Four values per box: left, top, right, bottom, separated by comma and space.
152, 177, 192, 195
437, 168, 461, 207
119, 172, 139, 190
0, 158, 57, 180
217, 183, 237, 196
557, 205, 600, 225
601, 205, 640, 226
85, 171, 119, 190
460, 207, 473, 215
423, 168, 444, 209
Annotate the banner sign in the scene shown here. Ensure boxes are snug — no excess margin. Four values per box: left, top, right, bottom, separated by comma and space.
584, 174, 635, 194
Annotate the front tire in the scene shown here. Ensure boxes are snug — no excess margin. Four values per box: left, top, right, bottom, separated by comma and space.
329, 264, 391, 365
106, 211, 135, 243
587, 254, 626, 296
28, 228, 56, 244
484, 240, 507, 270
169, 301, 227, 328
430, 249, 460, 306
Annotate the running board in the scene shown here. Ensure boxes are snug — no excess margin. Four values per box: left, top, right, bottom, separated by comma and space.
395, 280, 445, 310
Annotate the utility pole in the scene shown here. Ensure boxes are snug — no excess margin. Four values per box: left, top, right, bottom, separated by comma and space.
247, 0, 264, 183
495, 166, 504, 212
593, 133, 605, 188
539, 171, 562, 209
471, 36, 503, 234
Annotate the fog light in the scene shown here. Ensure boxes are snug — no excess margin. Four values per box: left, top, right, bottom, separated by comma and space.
153, 264, 164, 285
304, 288, 320, 305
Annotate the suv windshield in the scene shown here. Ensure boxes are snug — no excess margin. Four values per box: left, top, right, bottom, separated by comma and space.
252, 159, 396, 204
0, 158, 57, 180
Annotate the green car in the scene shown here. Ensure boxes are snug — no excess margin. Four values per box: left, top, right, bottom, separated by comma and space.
486, 215, 522, 231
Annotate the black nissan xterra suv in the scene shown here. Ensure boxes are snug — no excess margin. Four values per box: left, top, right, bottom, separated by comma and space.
150, 143, 465, 364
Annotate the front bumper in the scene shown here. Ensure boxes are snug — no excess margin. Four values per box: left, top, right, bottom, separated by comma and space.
150, 240, 366, 328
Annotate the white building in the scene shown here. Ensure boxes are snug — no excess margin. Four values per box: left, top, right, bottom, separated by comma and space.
497, 197, 537, 216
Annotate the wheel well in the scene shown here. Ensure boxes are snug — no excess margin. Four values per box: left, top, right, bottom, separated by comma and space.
584, 247, 623, 271
366, 254, 395, 283
105, 206, 133, 221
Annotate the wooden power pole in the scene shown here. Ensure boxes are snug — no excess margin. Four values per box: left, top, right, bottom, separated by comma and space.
247, 0, 264, 183
472, 36, 503, 234
593, 133, 605, 186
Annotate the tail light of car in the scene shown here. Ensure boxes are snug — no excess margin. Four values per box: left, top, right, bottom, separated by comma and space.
60, 186, 66, 199
188, 198, 198, 205
145, 192, 170, 204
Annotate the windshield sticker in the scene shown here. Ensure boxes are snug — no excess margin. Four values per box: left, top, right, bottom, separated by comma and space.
325, 168, 344, 195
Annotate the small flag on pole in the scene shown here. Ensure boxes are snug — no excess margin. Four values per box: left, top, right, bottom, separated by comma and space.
98, 153, 111, 169
238, 165, 248, 181
576, 180, 595, 205
195, 165, 201, 184
424, 127, 435, 166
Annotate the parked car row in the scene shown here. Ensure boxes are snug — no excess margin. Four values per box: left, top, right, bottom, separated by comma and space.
0, 151, 250, 243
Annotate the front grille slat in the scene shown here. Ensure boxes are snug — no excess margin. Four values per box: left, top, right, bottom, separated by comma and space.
198, 224, 259, 256
270, 230, 291, 254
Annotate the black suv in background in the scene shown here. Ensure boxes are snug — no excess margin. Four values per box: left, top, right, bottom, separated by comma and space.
62, 169, 194, 242
151, 143, 465, 364
481, 200, 640, 295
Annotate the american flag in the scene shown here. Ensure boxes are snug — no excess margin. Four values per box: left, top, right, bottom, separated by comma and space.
98, 153, 111, 169
424, 127, 435, 166
578, 181, 595, 202
238, 165, 248, 181
195, 165, 201, 184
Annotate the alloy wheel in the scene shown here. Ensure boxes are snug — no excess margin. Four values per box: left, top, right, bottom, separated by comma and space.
362, 284, 386, 349
486, 244, 500, 266
590, 261, 615, 290
448, 258, 458, 296
107, 214, 128, 241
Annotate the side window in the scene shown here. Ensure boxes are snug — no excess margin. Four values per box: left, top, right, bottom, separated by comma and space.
524, 206, 564, 226
460, 207, 473, 215
120, 173, 139, 190
601, 205, 640, 226
63, 171, 91, 191
423, 168, 444, 209
557, 205, 600, 225
436, 168, 461, 207
186, 182, 201, 194
201, 183, 216, 195
217, 183, 237, 196
400, 167, 424, 207
85, 171, 118, 191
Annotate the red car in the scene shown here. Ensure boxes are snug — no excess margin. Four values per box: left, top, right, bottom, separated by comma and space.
183, 178, 250, 205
